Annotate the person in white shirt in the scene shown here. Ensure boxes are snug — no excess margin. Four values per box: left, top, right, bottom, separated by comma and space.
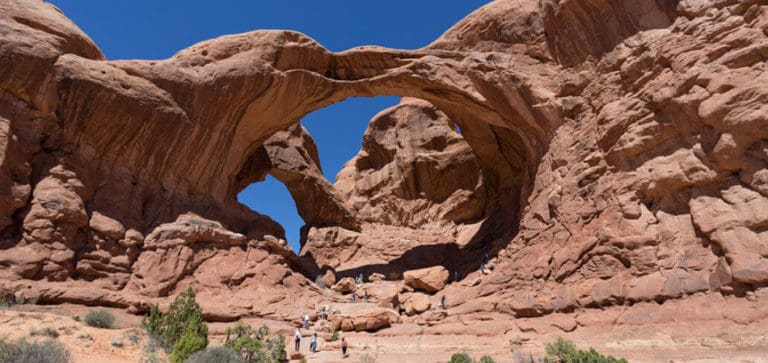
310, 333, 318, 353
294, 329, 301, 351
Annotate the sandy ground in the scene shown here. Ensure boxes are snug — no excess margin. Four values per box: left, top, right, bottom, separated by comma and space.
1, 301, 767, 363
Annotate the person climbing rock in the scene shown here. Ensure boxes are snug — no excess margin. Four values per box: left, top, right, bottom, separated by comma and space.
294, 329, 301, 352
341, 337, 348, 358
310, 333, 318, 353
303, 313, 310, 329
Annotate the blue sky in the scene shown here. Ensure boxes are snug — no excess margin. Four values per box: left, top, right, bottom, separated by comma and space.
49, 0, 491, 252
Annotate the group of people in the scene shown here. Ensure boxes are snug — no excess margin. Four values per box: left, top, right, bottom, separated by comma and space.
294, 329, 348, 358
292, 305, 350, 358
294, 329, 318, 352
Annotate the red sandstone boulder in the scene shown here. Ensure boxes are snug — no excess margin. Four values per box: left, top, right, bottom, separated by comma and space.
404, 266, 449, 293
332, 308, 400, 332
332, 277, 357, 294
401, 292, 432, 315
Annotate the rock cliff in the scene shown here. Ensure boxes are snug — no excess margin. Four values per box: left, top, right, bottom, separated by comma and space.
0, 0, 767, 332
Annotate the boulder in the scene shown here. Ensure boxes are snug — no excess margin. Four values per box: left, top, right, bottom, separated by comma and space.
404, 266, 449, 293
332, 277, 357, 294
402, 292, 432, 315
369, 272, 386, 282
332, 308, 400, 332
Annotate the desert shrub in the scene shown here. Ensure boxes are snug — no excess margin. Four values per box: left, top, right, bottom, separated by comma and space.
0, 337, 70, 363
223, 322, 286, 363
544, 337, 627, 363
30, 327, 59, 338
329, 330, 339, 342
479, 355, 495, 363
513, 351, 538, 363
186, 346, 244, 363
0, 289, 16, 308
449, 352, 473, 363
84, 309, 115, 329
141, 335, 163, 363
141, 287, 208, 363
72, 315, 80, 322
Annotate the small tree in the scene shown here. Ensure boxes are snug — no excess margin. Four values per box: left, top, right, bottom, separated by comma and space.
141, 287, 208, 361
479, 355, 495, 363
170, 321, 207, 363
449, 352, 473, 363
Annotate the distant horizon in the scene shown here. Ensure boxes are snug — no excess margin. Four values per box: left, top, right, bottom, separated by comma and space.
48, 0, 492, 252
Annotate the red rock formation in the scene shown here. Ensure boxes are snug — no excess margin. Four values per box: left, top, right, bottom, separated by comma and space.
0, 0, 766, 333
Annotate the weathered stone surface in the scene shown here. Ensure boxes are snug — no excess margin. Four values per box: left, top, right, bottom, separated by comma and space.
0, 0, 766, 333
401, 292, 432, 315
332, 307, 400, 332
404, 266, 449, 293
332, 277, 357, 294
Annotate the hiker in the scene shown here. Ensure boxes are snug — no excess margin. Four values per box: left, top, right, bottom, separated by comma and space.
321, 305, 328, 320
479, 263, 486, 274
440, 295, 446, 310
294, 329, 302, 351
303, 313, 310, 329
310, 333, 318, 353
351, 293, 357, 302
364, 290, 369, 302
294, 329, 301, 351
341, 337, 348, 358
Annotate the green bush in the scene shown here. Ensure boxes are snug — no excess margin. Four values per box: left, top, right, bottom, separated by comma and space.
141, 287, 208, 362
544, 337, 627, 363
479, 355, 495, 363
449, 352, 473, 363
0, 337, 70, 363
329, 330, 339, 342
84, 309, 115, 329
223, 322, 286, 363
171, 324, 207, 363
186, 346, 245, 363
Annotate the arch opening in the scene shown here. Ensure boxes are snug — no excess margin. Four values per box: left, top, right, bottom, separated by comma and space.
234, 91, 534, 280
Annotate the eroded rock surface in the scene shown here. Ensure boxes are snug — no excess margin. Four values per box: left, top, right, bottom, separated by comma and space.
0, 0, 766, 340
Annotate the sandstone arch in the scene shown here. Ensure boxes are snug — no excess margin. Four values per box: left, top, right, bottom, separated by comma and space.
2, 0, 768, 328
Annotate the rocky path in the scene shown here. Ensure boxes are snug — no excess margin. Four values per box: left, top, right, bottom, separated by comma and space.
3, 290, 768, 363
